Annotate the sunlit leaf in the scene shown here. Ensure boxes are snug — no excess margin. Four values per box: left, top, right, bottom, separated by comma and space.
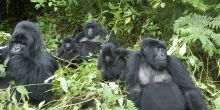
38, 101, 45, 109
189, 57, 195, 66
179, 43, 186, 56
125, 17, 131, 24
60, 78, 68, 93
214, 97, 220, 108
16, 86, 28, 95
48, 2, 53, 7
109, 82, 116, 90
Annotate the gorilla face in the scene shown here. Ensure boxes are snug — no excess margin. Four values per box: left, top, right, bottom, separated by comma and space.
62, 37, 75, 52
141, 38, 167, 70
101, 43, 117, 64
9, 32, 34, 55
84, 22, 100, 39
103, 53, 114, 64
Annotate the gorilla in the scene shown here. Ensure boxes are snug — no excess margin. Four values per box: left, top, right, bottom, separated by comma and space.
0, 46, 7, 64
79, 41, 101, 57
75, 21, 117, 56
0, 21, 58, 104
126, 38, 207, 110
97, 43, 130, 81
55, 37, 82, 68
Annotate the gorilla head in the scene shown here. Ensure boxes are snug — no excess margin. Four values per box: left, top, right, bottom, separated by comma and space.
140, 38, 167, 70
2, 21, 58, 103
84, 21, 100, 39
101, 43, 117, 64
62, 37, 75, 52
9, 21, 44, 57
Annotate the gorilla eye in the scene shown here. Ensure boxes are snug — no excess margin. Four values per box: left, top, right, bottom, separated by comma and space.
157, 47, 164, 51
21, 40, 27, 45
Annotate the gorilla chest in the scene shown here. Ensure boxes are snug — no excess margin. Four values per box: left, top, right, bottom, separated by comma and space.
139, 64, 171, 85
80, 35, 101, 42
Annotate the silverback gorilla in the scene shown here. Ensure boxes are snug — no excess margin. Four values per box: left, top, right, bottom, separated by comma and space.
126, 38, 207, 110
0, 21, 58, 104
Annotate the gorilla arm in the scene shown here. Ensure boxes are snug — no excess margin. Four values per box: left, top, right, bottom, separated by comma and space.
55, 46, 65, 57
7, 50, 57, 102
126, 52, 142, 106
97, 54, 108, 80
167, 56, 207, 110
74, 32, 85, 43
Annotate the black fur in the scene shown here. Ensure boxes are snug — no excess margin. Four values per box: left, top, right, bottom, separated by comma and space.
126, 38, 207, 110
55, 37, 82, 68
0, 46, 7, 64
167, 56, 207, 110
0, 21, 58, 103
75, 21, 117, 56
97, 43, 128, 81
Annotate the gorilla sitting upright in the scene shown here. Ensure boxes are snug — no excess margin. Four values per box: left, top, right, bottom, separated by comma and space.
0, 21, 58, 104
126, 38, 207, 110
75, 21, 117, 57
55, 37, 82, 68
97, 43, 131, 81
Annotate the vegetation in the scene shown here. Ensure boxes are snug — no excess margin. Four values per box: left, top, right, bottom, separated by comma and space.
0, 0, 220, 109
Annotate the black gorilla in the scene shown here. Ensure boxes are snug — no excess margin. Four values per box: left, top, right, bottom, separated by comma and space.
167, 56, 207, 110
75, 21, 117, 56
79, 41, 101, 57
0, 46, 7, 64
126, 38, 207, 110
0, 21, 58, 103
97, 43, 130, 81
55, 37, 82, 68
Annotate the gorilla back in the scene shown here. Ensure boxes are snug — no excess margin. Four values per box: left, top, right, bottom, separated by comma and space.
1, 21, 58, 103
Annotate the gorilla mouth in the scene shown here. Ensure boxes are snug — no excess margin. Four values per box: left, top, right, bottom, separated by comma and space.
10, 44, 25, 54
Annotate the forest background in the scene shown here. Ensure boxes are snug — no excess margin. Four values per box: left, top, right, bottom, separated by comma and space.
0, 0, 220, 109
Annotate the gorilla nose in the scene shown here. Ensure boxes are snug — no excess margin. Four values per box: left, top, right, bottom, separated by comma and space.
105, 56, 112, 62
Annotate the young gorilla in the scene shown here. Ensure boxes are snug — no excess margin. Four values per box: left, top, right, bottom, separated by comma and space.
0, 21, 58, 104
97, 43, 129, 81
75, 21, 117, 56
55, 37, 82, 68
126, 38, 207, 110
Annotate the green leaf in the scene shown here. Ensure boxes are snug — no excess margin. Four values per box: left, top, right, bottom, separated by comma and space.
189, 57, 195, 66
48, 2, 53, 7
102, 83, 113, 100
125, 17, 131, 24
214, 97, 220, 108
60, 77, 68, 93
126, 99, 138, 110
179, 43, 186, 56
16, 86, 29, 95
38, 101, 45, 109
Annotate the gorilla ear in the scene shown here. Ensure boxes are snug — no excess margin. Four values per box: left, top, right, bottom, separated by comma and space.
142, 46, 148, 52
116, 48, 120, 54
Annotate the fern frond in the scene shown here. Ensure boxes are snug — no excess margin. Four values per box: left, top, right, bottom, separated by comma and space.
174, 14, 212, 33
198, 35, 216, 56
209, 16, 220, 29
174, 14, 219, 56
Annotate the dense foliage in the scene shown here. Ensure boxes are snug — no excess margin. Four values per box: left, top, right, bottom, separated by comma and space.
0, 0, 220, 109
